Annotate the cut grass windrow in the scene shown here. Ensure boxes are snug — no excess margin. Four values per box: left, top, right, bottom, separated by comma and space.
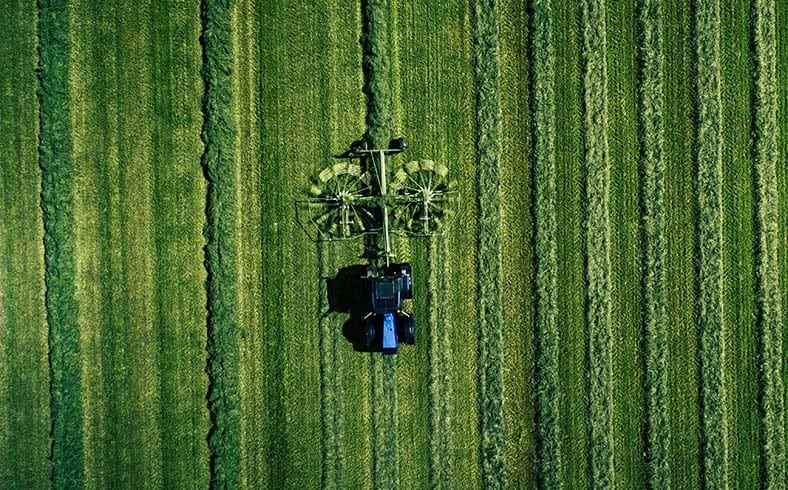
581, 0, 614, 487
529, 0, 561, 487
752, 0, 785, 486
694, 0, 727, 486
427, 237, 453, 488
362, 0, 398, 487
201, 0, 242, 487
318, 244, 343, 489
36, 1, 84, 487
472, 0, 506, 487
637, 0, 670, 487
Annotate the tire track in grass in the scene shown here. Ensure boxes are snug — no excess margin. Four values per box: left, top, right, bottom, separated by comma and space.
36, 0, 83, 486
1, 3, 50, 487
362, 0, 399, 487
472, 0, 506, 487
554, 1, 587, 486
498, 0, 535, 486
752, 0, 785, 486
150, 0, 210, 486
637, 0, 670, 486
662, 0, 700, 484
201, 0, 242, 486
720, 1, 759, 486
581, 0, 614, 486
529, 0, 561, 487
694, 0, 727, 485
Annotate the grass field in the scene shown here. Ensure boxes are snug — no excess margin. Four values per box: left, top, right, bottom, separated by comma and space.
2, 0, 788, 488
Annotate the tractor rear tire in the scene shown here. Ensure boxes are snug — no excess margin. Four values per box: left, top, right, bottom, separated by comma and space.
398, 314, 415, 345
364, 317, 376, 347
399, 263, 413, 299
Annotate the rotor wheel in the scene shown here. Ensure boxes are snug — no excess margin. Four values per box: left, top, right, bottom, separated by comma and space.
307, 161, 376, 239
389, 159, 457, 235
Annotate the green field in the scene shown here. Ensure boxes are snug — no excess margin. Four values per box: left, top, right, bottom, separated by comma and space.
1, 0, 788, 488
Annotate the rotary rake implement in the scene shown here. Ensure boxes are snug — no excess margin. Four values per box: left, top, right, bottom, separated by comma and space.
298, 137, 458, 354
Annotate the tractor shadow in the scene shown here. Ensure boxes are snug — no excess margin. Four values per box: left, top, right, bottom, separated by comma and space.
327, 264, 377, 353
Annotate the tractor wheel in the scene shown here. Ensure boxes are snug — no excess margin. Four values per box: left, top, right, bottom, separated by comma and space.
398, 314, 415, 345
364, 316, 376, 347
398, 263, 413, 299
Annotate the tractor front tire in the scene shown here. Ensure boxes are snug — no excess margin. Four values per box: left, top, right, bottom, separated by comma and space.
364, 317, 376, 347
398, 314, 415, 345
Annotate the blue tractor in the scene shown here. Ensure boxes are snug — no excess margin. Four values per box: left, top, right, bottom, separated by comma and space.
298, 137, 457, 354
363, 262, 414, 354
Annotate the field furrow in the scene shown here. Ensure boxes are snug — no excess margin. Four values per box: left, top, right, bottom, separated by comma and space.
472, 0, 506, 487
37, 1, 84, 487
529, 0, 561, 487
695, 0, 728, 485
637, 0, 670, 486
778, 0, 788, 476
581, 0, 614, 486
0, 2, 49, 488
752, 0, 785, 486
202, 0, 242, 486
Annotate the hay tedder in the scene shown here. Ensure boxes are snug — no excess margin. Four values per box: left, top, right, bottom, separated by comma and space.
298, 138, 457, 354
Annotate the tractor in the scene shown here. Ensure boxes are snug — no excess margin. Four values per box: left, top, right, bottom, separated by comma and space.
298, 137, 457, 354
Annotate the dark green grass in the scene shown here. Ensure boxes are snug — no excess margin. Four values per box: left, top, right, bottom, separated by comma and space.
637, 0, 670, 486
719, 1, 760, 487
36, 0, 84, 487
0, 3, 50, 488
606, 0, 647, 486
202, 0, 242, 486
472, 0, 507, 487
663, 0, 701, 485
554, 0, 589, 487
499, 0, 536, 487
777, 0, 788, 481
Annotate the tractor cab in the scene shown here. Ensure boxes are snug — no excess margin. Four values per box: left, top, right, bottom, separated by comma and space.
364, 263, 414, 354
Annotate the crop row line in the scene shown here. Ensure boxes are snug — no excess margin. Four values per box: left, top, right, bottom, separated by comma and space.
362, 0, 399, 487
529, 0, 561, 488
318, 244, 343, 489
581, 0, 614, 487
472, 0, 506, 487
694, 0, 727, 486
752, 0, 785, 487
428, 237, 453, 488
637, 0, 670, 487
201, 0, 242, 487
36, 1, 84, 488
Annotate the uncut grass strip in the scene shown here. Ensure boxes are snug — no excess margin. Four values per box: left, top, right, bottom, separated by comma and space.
694, 0, 727, 486
36, 0, 84, 487
581, 0, 614, 487
201, 0, 242, 487
752, 0, 785, 486
318, 244, 343, 489
529, 0, 561, 487
472, 0, 506, 487
637, 0, 670, 487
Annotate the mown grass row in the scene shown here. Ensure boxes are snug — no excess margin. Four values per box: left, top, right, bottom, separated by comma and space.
427, 237, 453, 487
36, 1, 83, 487
318, 244, 343, 489
362, 0, 399, 487
694, 0, 727, 486
637, 0, 670, 487
472, 0, 506, 487
581, 0, 614, 487
752, 0, 785, 486
201, 0, 241, 487
529, 0, 561, 487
